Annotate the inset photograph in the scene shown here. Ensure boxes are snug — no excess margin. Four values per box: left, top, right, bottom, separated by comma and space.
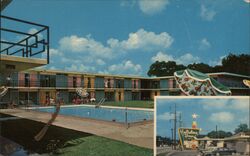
155, 97, 250, 156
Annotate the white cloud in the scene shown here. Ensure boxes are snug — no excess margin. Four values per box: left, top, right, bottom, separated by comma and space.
228, 99, 249, 111
108, 60, 142, 75
59, 35, 113, 59
48, 66, 57, 70
208, 55, 226, 66
50, 48, 62, 56
96, 59, 106, 66
178, 53, 200, 65
200, 5, 216, 21
158, 112, 174, 121
199, 38, 211, 50
58, 29, 173, 60
202, 98, 249, 111
65, 64, 78, 71
151, 51, 174, 62
18, 28, 44, 45
61, 56, 82, 64
151, 51, 200, 65
98, 70, 109, 74
108, 29, 173, 51
209, 112, 234, 123
28, 28, 43, 42
138, 0, 169, 15
65, 64, 95, 72
202, 99, 228, 110
46, 29, 174, 75
239, 116, 250, 124
244, 0, 250, 3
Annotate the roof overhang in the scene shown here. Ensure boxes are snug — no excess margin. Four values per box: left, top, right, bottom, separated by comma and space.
0, 54, 47, 73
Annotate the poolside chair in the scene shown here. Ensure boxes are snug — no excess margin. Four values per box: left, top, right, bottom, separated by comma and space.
243, 79, 250, 88
0, 86, 8, 99
90, 98, 96, 103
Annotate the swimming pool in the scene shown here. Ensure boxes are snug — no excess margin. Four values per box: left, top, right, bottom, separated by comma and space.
33, 105, 154, 123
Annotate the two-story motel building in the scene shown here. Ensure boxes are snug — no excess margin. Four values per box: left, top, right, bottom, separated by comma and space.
1, 69, 249, 106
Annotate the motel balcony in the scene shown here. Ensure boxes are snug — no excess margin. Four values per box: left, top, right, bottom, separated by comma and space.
0, 15, 50, 78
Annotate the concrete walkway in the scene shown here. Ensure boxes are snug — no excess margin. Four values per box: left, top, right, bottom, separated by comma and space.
0, 109, 153, 149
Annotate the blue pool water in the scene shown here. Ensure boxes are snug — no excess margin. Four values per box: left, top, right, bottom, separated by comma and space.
33, 105, 153, 123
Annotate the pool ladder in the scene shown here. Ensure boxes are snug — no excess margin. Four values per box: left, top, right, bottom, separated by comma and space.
95, 98, 105, 108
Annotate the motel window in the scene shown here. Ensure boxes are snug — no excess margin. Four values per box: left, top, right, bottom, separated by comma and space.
40, 75, 49, 87
24, 73, 30, 87
152, 81, 159, 89
133, 80, 138, 89
40, 75, 56, 87
116, 80, 122, 88
87, 78, 91, 88
108, 79, 111, 88
50, 75, 56, 87
56, 74, 68, 88
173, 79, 176, 88
73, 76, 77, 88
114, 79, 123, 88
132, 92, 139, 100
133, 80, 136, 88
118, 80, 121, 88
105, 92, 114, 101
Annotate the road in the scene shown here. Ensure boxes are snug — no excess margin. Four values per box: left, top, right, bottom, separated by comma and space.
157, 146, 199, 156
166, 150, 198, 156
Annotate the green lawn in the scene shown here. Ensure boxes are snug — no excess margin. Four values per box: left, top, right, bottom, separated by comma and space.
0, 113, 153, 156
55, 135, 152, 156
89, 100, 154, 109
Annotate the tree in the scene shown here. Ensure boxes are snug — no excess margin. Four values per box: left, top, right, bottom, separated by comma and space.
187, 63, 214, 73
156, 136, 172, 146
147, 61, 186, 77
212, 65, 224, 73
234, 124, 250, 134
219, 53, 250, 75
147, 53, 250, 77
207, 130, 233, 138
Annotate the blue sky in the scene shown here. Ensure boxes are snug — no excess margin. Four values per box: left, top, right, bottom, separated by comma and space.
156, 97, 250, 138
2, 0, 250, 76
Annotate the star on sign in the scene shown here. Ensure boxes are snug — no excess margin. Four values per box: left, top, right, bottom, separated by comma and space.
192, 113, 198, 119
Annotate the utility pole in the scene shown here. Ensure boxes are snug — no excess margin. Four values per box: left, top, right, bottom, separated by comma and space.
169, 103, 179, 150
174, 103, 177, 150
216, 125, 218, 138
171, 128, 173, 149
179, 112, 182, 128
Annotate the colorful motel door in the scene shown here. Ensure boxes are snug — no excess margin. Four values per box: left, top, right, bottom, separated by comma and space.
178, 128, 200, 150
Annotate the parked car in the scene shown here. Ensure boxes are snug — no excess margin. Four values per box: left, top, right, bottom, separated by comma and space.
199, 146, 217, 156
201, 147, 236, 156
211, 147, 236, 156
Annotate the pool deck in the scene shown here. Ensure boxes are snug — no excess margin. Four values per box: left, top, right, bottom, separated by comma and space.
0, 108, 153, 149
